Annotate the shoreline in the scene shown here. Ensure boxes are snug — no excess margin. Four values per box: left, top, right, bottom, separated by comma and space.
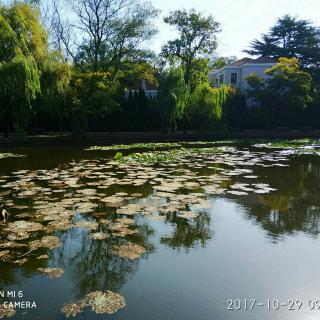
0, 130, 320, 147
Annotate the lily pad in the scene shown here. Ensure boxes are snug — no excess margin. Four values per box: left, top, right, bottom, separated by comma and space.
29, 236, 61, 250
0, 304, 16, 318
84, 291, 126, 315
37, 267, 64, 278
91, 232, 108, 240
113, 242, 146, 260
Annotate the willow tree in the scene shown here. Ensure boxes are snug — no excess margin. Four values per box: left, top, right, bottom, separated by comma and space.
187, 83, 231, 130
158, 67, 190, 130
0, 3, 46, 136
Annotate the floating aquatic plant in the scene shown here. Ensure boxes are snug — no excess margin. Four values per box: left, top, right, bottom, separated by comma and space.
114, 152, 123, 160
0, 304, 16, 318
61, 301, 86, 318
37, 267, 64, 278
74, 220, 98, 230
28, 236, 61, 251
61, 290, 125, 317
113, 242, 146, 260
91, 232, 108, 240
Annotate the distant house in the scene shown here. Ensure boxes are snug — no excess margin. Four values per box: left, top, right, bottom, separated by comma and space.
208, 57, 277, 91
125, 79, 158, 99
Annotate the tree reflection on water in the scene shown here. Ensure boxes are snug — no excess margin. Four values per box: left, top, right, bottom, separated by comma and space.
231, 156, 320, 240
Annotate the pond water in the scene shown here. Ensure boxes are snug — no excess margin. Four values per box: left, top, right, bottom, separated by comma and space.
1, 141, 320, 320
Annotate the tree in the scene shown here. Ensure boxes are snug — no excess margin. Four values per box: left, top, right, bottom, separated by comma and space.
34, 50, 71, 131
161, 9, 220, 89
210, 56, 237, 69
244, 15, 320, 81
246, 58, 313, 128
187, 83, 230, 130
53, 0, 159, 77
0, 3, 45, 136
69, 71, 120, 131
157, 67, 190, 130
265, 57, 312, 110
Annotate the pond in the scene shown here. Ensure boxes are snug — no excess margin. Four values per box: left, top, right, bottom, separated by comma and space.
1, 140, 320, 320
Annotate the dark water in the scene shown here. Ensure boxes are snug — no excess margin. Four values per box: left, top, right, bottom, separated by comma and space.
1, 143, 320, 320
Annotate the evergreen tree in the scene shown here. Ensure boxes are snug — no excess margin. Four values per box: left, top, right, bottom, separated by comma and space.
244, 15, 320, 81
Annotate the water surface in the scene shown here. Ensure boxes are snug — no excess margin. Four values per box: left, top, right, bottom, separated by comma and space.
1, 142, 320, 320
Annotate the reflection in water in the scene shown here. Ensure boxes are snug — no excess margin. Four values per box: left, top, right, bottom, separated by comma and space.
229, 155, 320, 240
161, 211, 212, 252
52, 217, 155, 299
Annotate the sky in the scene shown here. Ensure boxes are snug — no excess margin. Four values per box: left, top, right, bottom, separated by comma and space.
148, 0, 320, 59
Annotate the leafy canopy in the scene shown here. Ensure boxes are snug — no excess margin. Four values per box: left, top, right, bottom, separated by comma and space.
161, 9, 220, 88
0, 3, 46, 133
246, 57, 313, 110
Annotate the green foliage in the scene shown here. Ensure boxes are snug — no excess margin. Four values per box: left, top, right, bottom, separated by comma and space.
119, 60, 158, 89
34, 51, 71, 130
158, 67, 190, 130
161, 9, 220, 88
0, 50, 41, 131
210, 56, 237, 69
0, 2, 71, 135
187, 83, 231, 130
114, 152, 123, 160
265, 57, 313, 109
247, 58, 312, 109
188, 58, 211, 90
224, 89, 248, 129
246, 58, 313, 128
69, 71, 120, 131
0, 2, 45, 134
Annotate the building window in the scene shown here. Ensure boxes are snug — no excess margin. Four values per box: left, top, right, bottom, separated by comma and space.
231, 73, 238, 85
219, 74, 224, 84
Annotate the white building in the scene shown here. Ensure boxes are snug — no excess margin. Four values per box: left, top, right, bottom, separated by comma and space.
125, 79, 158, 99
208, 57, 277, 91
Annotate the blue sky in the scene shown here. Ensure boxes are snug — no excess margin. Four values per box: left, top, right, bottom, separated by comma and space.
148, 0, 320, 59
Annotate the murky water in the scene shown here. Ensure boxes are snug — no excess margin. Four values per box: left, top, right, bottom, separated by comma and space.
1, 142, 320, 320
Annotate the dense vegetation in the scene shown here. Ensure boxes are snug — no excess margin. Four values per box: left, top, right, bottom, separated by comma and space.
0, 1, 319, 135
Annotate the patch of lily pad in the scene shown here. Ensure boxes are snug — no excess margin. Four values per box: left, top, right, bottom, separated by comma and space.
0, 304, 16, 318
61, 290, 125, 317
37, 267, 64, 278
253, 139, 320, 155
113, 242, 146, 260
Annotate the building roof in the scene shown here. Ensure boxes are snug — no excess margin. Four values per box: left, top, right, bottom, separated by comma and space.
249, 56, 278, 64
229, 56, 277, 67
230, 57, 254, 66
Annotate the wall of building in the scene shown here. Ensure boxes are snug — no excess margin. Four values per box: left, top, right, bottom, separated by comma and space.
208, 63, 276, 90
239, 64, 275, 90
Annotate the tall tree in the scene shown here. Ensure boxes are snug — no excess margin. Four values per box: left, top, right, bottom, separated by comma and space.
244, 15, 320, 80
53, 0, 159, 77
0, 3, 45, 136
161, 9, 220, 89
